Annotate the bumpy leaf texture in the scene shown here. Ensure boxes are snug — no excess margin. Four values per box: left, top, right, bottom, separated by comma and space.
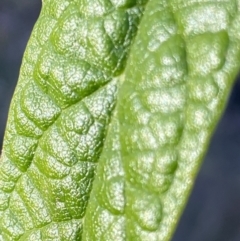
1, 0, 240, 240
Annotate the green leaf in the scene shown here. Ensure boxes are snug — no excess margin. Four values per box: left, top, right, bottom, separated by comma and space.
83, 1, 240, 240
1, 0, 240, 240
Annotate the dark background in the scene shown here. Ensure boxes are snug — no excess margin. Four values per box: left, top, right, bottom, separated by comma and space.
0, 1, 240, 240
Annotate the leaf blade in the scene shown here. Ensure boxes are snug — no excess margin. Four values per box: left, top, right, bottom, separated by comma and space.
0, 1, 149, 240
83, 0, 240, 240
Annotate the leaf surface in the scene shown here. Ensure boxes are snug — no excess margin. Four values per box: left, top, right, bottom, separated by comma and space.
82, 0, 240, 240
1, 0, 240, 240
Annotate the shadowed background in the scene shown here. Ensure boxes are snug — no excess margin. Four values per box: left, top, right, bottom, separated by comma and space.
0, 1, 240, 240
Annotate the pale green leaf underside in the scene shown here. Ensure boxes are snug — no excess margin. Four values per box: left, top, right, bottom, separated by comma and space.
1, 0, 240, 241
